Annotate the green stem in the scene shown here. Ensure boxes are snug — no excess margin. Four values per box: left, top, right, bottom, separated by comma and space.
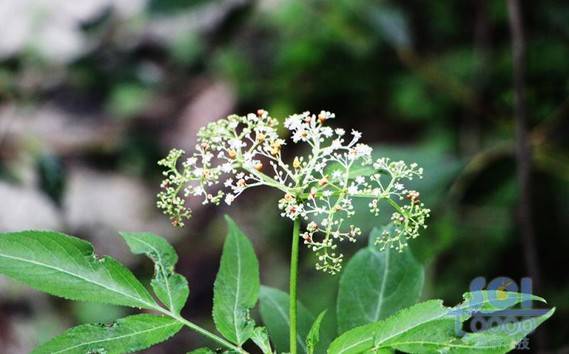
156, 307, 245, 353
289, 217, 302, 354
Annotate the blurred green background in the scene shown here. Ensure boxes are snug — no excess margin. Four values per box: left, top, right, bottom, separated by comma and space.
0, 0, 567, 353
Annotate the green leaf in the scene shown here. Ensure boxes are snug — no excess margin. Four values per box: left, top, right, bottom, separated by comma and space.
213, 216, 260, 345
32, 314, 182, 354
0, 231, 157, 309
306, 310, 327, 354
329, 291, 551, 354
458, 290, 546, 315
330, 300, 449, 354
120, 232, 189, 314
259, 286, 314, 354
251, 327, 273, 354
463, 306, 554, 353
391, 308, 555, 353
337, 227, 424, 333
187, 349, 215, 354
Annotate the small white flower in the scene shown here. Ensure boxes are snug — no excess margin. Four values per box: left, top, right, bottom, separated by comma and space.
321, 127, 334, 138
284, 114, 304, 130
225, 194, 235, 205
292, 129, 309, 143
332, 170, 344, 181
221, 163, 233, 173
347, 185, 359, 194
351, 129, 362, 142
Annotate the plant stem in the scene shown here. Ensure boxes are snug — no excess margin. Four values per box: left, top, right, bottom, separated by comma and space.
177, 316, 244, 353
156, 307, 245, 353
289, 217, 302, 354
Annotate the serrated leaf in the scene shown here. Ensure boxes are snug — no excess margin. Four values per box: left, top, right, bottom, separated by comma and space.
330, 300, 449, 354
329, 292, 552, 354
306, 310, 327, 354
120, 232, 189, 314
392, 308, 555, 353
213, 216, 260, 345
32, 314, 182, 354
337, 227, 424, 333
259, 286, 314, 354
0, 231, 157, 309
251, 327, 273, 354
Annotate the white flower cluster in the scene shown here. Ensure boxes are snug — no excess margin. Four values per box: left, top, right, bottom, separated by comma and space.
157, 110, 430, 274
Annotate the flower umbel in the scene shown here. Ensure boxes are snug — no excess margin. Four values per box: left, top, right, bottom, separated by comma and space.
157, 110, 430, 274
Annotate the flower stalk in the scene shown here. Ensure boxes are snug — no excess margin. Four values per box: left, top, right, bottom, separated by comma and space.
289, 217, 302, 354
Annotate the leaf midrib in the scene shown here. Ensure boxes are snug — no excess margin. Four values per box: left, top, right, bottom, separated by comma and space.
51, 321, 180, 353
0, 252, 156, 309
233, 233, 243, 343
372, 248, 389, 321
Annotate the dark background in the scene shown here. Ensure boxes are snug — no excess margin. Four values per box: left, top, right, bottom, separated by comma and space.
0, 0, 567, 353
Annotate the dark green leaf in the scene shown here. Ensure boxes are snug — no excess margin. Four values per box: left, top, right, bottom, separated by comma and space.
259, 286, 313, 354
337, 227, 424, 333
0, 231, 157, 309
120, 232, 189, 314
32, 314, 182, 354
213, 216, 260, 345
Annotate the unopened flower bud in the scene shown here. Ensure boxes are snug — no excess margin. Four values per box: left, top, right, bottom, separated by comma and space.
309, 187, 317, 199
227, 149, 237, 159
255, 162, 263, 171
293, 157, 301, 169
